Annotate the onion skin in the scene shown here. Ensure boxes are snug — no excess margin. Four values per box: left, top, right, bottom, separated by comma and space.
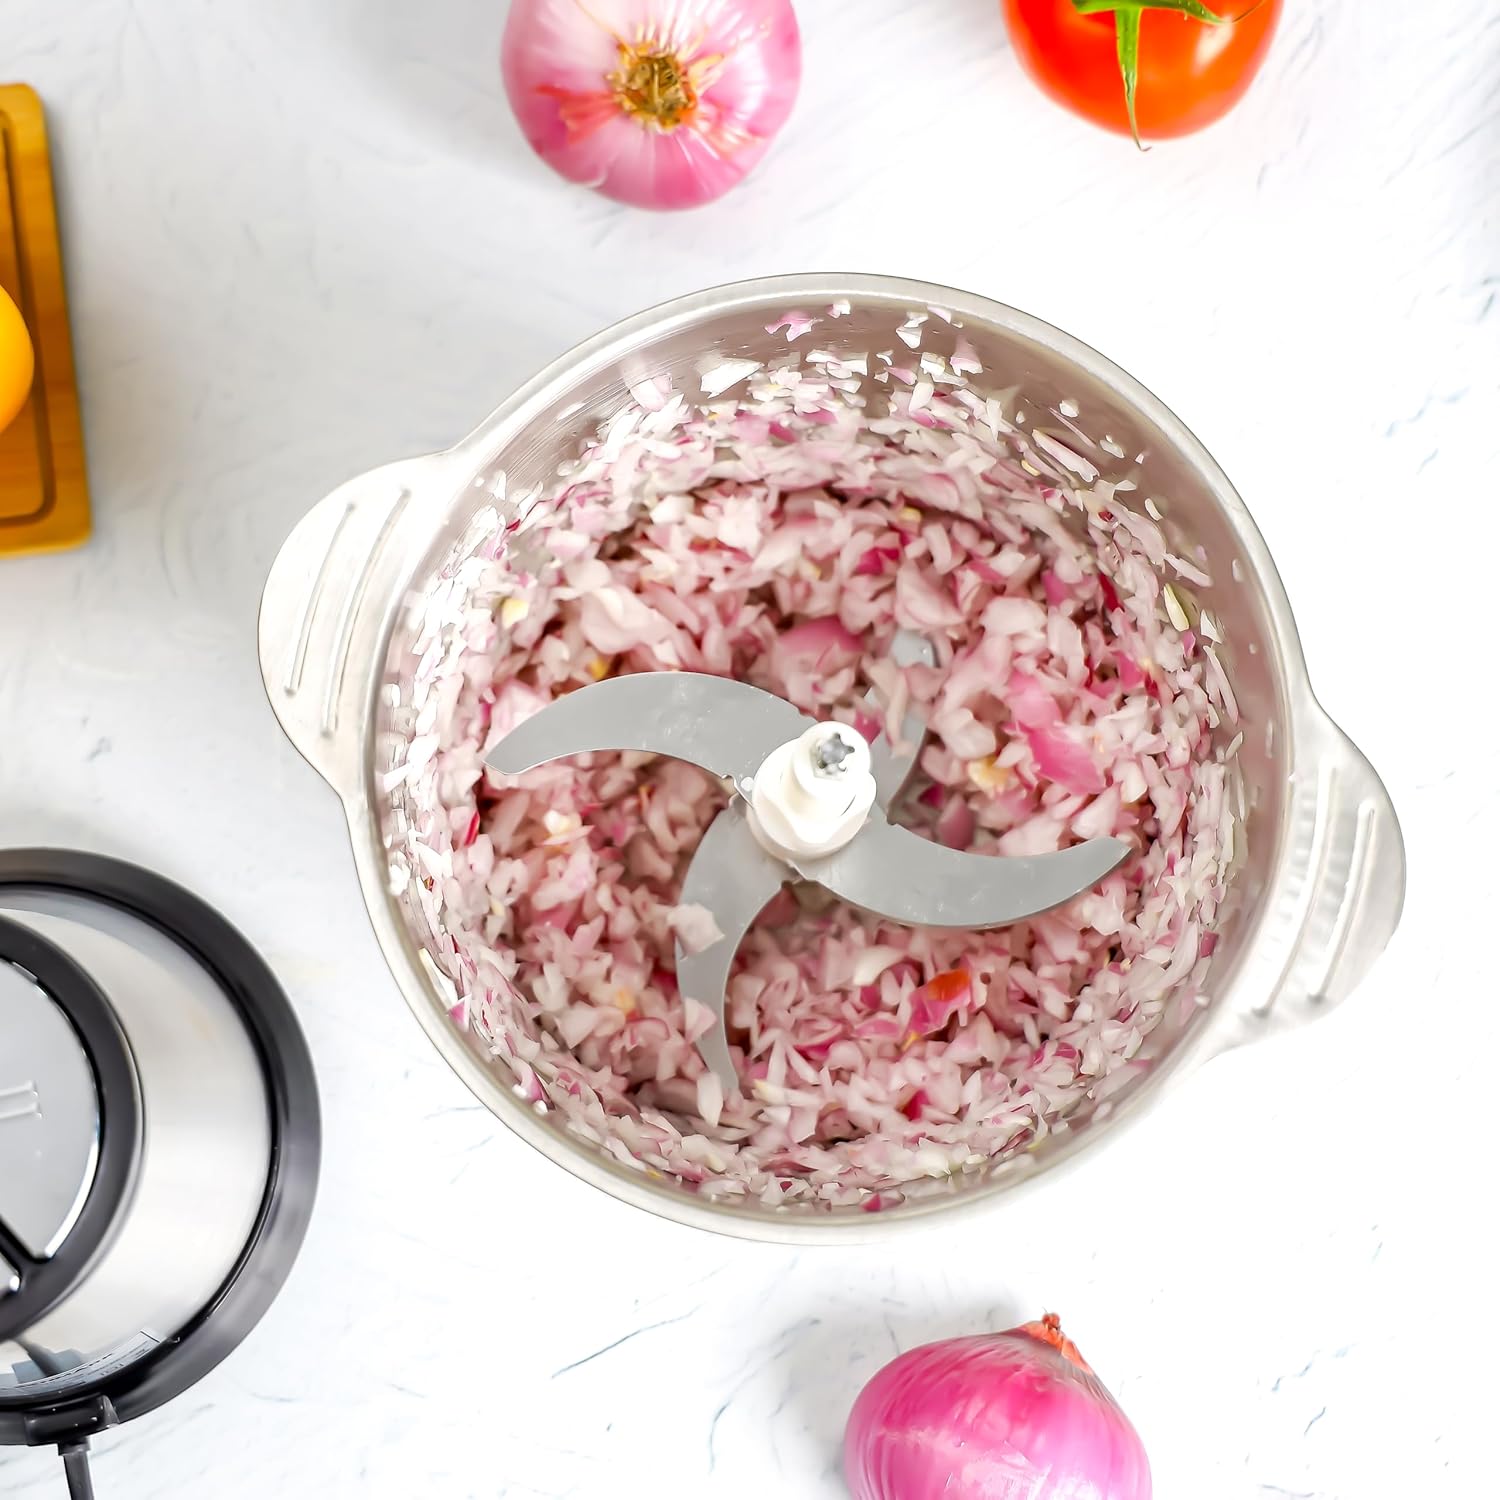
844, 1317, 1151, 1500
501, 0, 801, 210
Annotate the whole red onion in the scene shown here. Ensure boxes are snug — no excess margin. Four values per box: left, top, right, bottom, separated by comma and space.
844, 1315, 1151, 1499
501, 0, 801, 210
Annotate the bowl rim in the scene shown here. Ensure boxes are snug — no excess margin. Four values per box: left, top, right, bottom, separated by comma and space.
350, 272, 1313, 1243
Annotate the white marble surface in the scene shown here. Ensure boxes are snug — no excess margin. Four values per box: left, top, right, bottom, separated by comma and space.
1, 1, 1494, 1495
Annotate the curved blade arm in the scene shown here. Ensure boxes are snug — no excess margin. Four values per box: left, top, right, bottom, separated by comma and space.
868, 630, 936, 807
797, 814, 1130, 929
486, 673, 816, 783
673, 802, 788, 1094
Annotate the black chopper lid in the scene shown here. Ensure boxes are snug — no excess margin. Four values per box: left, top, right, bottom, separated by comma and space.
0, 850, 320, 1461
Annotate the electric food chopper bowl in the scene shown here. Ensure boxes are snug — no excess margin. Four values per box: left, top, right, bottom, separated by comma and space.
259, 274, 1404, 1242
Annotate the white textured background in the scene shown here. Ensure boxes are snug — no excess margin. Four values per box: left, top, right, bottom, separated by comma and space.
1, 2, 1495, 1495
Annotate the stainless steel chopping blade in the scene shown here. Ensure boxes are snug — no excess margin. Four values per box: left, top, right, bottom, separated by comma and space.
485, 630, 1128, 1098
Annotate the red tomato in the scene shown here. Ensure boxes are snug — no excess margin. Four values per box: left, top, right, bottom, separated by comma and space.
1002, 0, 1283, 141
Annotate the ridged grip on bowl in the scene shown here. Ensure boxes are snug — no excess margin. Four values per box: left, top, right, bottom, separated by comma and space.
1211, 700, 1405, 1051
258, 457, 447, 801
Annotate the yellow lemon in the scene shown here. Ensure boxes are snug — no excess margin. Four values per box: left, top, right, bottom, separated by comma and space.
0, 284, 35, 432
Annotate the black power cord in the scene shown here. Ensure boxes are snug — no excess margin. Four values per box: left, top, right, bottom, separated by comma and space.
60, 1439, 95, 1500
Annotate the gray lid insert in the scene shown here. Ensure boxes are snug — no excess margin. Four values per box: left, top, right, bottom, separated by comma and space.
0, 961, 101, 1260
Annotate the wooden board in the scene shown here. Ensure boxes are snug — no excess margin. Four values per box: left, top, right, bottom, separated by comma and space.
0, 83, 89, 555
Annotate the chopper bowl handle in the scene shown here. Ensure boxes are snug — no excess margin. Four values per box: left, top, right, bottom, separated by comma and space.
1226, 705, 1405, 1047
258, 457, 447, 801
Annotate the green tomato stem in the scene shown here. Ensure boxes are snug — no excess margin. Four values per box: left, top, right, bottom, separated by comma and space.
1069, 0, 1264, 148
1113, 8, 1144, 149
1073, 0, 1231, 21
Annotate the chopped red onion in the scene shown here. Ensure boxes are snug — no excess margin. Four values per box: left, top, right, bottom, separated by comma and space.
387, 320, 1239, 1210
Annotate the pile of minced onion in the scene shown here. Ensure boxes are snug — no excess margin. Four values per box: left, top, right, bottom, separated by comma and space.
387, 305, 1241, 1210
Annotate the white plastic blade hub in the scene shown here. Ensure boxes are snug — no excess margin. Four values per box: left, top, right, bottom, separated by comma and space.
747, 722, 877, 860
